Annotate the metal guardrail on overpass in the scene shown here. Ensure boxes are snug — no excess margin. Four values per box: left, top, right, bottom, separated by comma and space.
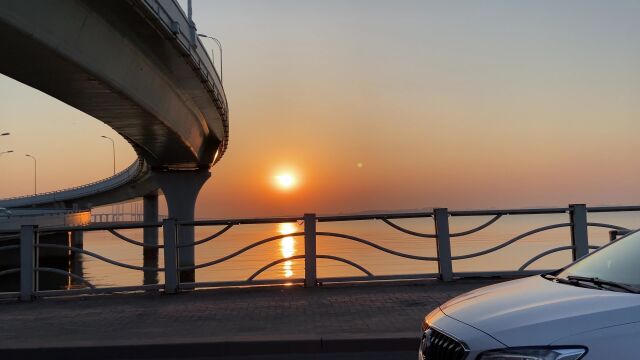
0, 158, 145, 208
140, 0, 229, 163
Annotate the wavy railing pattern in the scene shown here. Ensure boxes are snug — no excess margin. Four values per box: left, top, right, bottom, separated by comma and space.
178, 224, 234, 248
35, 267, 95, 289
0, 268, 19, 278
108, 229, 163, 248
316, 232, 437, 261
312, 223, 575, 275
313, 212, 635, 280
518, 245, 601, 271
0, 233, 19, 242
369, 218, 630, 272
587, 222, 629, 231
2, 205, 639, 300
0, 222, 165, 299
172, 207, 638, 285
450, 223, 572, 260
248, 255, 373, 281
0, 244, 19, 252
36, 244, 163, 272
381, 214, 503, 238
178, 232, 305, 271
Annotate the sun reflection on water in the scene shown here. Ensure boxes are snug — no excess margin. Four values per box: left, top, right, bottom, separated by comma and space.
278, 223, 298, 278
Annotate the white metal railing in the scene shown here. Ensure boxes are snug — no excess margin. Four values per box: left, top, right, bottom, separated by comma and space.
0, 204, 638, 301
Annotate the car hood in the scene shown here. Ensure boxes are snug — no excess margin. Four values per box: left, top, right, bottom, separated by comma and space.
440, 276, 640, 346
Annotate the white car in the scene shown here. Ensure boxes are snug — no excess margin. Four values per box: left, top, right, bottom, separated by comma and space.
420, 230, 640, 360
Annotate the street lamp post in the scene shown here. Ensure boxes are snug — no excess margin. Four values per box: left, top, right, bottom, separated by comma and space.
198, 34, 223, 83
100, 135, 116, 176
0, 150, 13, 156
0, 132, 9, 136
100, 135, 118, 220
25, 154, 36, 195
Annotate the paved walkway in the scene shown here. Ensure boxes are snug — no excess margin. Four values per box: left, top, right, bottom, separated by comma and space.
0, 279, 504, 358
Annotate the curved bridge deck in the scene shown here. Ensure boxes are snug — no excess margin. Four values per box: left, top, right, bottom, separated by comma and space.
0, 0, 228, 210
0, 159, 150, 209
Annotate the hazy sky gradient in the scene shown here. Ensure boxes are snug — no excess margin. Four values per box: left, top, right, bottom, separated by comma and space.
2, 0, 640, 217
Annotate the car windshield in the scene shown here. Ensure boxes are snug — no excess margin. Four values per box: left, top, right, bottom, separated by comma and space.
557, 230, 640, 288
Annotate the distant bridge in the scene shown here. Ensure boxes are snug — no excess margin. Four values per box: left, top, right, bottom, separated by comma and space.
0, 0, 229, 280
0, 159, 148, 209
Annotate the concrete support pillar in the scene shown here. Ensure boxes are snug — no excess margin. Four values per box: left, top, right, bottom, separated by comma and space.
71, 231, 83, 249
70, 232, 84, 286
153, 170, 210, 283
143, 193, 159, 245
143, 193, 159, 285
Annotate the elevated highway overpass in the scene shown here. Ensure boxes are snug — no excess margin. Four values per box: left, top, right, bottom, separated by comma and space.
0, 158, 151, 209
0, 0, 229, 280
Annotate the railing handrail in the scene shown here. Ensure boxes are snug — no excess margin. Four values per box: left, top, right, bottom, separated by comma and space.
177, 204, 640, 226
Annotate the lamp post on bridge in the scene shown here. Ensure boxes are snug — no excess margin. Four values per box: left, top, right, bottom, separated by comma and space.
25, 154, 37, 195
0, 132, 10, 136
100, 135, 116, 176
198, 34, 223, 83
100, 135, 117, 220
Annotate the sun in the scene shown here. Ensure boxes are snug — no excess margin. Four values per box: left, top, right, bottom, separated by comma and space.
275, 173, 297, 190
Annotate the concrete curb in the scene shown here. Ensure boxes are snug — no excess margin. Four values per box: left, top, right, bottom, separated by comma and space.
0, 336, 420, 359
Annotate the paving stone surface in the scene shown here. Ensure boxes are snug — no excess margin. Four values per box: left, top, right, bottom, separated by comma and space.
0, 279, 504, 349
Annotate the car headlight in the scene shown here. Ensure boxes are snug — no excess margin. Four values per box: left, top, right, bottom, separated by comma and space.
478, 347, 587, 360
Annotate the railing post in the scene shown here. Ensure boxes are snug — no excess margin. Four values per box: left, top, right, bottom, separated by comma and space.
304, 213, 317, 288
434, 208, 453, 282
163, 219, 179, 294
20, 225, 36, 301
569, 204, 589, 260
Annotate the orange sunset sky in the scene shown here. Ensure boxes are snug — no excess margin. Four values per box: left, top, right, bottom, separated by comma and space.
1, 0, 640, 218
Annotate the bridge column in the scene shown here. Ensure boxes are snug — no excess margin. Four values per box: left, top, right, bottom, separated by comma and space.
143, 193, 159, 285
153, 170, 210, 283
71, 231, 83, 249
70, 231, 84, 287
143, 193, 159, 244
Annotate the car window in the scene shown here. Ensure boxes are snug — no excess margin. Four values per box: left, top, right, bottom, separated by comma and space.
558, 231, 640, 287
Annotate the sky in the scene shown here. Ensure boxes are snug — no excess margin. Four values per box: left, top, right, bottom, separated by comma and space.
1, 0, 640, 217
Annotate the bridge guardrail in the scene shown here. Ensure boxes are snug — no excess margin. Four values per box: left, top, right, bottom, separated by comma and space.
0, 158, 144, 207
141, 0, 229, 164
0, 203, 638, 300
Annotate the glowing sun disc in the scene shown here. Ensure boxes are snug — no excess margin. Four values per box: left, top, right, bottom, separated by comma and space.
275, 173, 296, 189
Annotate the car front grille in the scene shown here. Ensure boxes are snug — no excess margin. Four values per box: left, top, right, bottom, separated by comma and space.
420, 328, 467, 360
